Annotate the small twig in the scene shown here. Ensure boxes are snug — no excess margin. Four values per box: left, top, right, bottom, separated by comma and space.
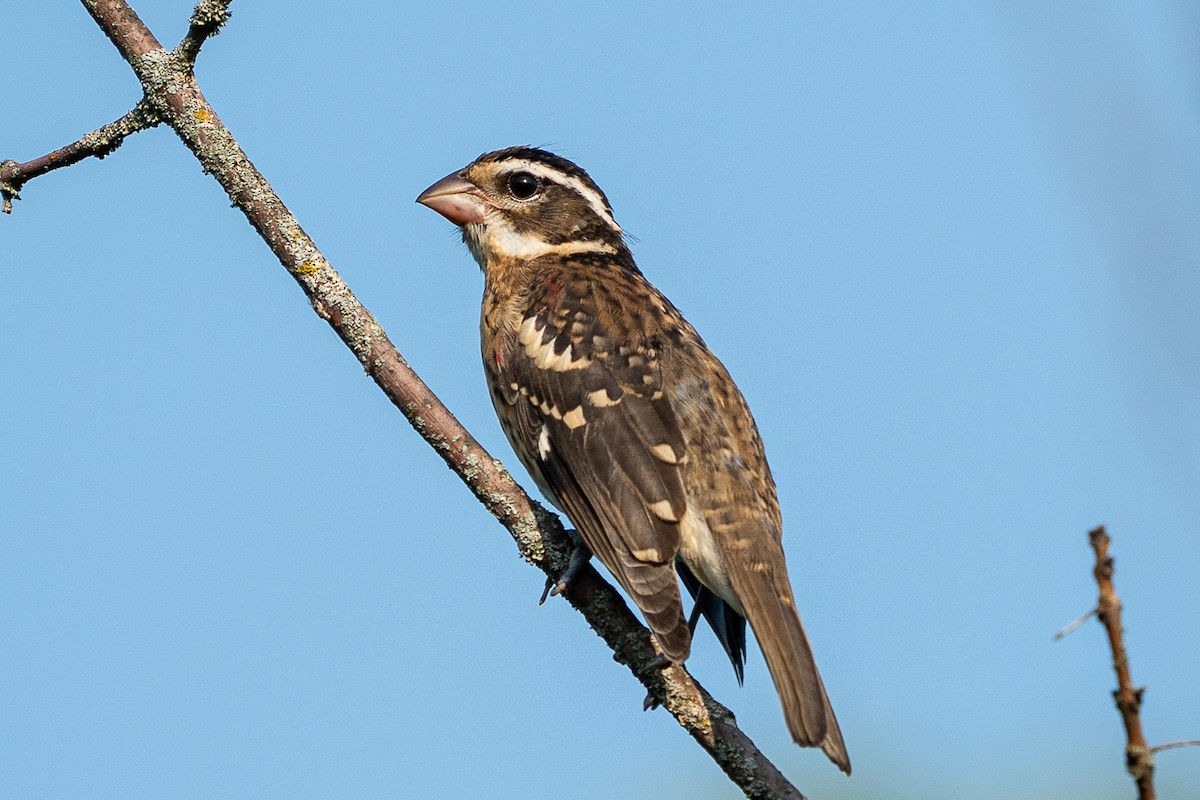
1087, 525, 1156, 800
175, 0, 233, 65
1150, 740, 1200, 754
0, 101, 159, 213
1053, 607, 1097, 641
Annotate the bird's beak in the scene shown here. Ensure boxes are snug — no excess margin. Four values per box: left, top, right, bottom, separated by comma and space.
416, 171, 488, 225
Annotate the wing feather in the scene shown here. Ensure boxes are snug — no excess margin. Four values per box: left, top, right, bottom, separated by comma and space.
487, 268, 692, 661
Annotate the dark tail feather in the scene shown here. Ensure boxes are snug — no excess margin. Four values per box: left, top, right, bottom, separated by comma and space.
678, 560, 747, 684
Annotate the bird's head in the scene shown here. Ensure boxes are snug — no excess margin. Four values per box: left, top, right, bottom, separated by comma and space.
417, 147, 626, 270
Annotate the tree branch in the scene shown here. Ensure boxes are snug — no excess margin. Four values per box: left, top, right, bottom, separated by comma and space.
1088, 525, 1156, 800
2, 2, 813, 797
81, 0, 164, 57
176, 0, 233, 65
0, 101, 159, 213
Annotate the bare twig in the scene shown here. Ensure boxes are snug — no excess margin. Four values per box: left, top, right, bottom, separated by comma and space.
175, 0, 233, 65
0, 101, 158, 213
1052, 607, 1097, 641
2, 2, 812, 797
1087, 525, 1156, 800
1151, 740, 1200, 754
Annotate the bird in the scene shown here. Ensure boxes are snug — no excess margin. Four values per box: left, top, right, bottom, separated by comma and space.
416, 146, 850, 774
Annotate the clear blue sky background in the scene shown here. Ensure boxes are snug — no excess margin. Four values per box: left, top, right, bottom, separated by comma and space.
4, 3, 1198, 799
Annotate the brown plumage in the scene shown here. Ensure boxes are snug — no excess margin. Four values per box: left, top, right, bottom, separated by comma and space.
417, 146, 850, 774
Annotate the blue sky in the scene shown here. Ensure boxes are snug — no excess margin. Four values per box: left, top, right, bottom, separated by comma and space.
3, 3, 1198, 798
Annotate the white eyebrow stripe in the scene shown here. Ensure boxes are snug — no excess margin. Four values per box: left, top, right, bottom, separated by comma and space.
503, 159, 621, 233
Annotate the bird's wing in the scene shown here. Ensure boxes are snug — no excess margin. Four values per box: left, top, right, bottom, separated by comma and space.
488, 264, 692, 661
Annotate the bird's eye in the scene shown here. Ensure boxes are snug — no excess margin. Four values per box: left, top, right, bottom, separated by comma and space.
506, 172, 540, 200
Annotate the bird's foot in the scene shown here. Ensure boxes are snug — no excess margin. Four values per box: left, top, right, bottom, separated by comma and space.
640, 653, 673, 711
538, 537, 592, 605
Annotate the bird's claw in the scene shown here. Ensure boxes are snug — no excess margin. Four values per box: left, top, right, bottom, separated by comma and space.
538, 575, 567, 605
640, 653, 673, 711
538, 538, 591, 605
642, 653, 672, 673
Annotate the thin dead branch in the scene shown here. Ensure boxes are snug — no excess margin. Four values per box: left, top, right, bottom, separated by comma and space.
1, 101, 159, 213
1052, 607, 1097, 641
1151, 740, 1200, 754
1087, 525, 1156, 800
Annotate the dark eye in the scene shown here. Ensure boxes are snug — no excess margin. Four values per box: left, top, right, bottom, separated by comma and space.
506, 172, 540, 200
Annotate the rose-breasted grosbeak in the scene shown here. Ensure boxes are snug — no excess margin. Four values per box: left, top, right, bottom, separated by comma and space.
417, 147, 849, 774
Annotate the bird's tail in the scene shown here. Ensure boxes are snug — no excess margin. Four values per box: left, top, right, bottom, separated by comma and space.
730, 549, 851, 774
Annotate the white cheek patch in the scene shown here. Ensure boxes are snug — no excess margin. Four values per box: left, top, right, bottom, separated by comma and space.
491, 225, 557, 259
485, 220, 615, 260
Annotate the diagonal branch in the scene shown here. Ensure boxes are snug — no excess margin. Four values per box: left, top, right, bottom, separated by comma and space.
0, 2, 813, 798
